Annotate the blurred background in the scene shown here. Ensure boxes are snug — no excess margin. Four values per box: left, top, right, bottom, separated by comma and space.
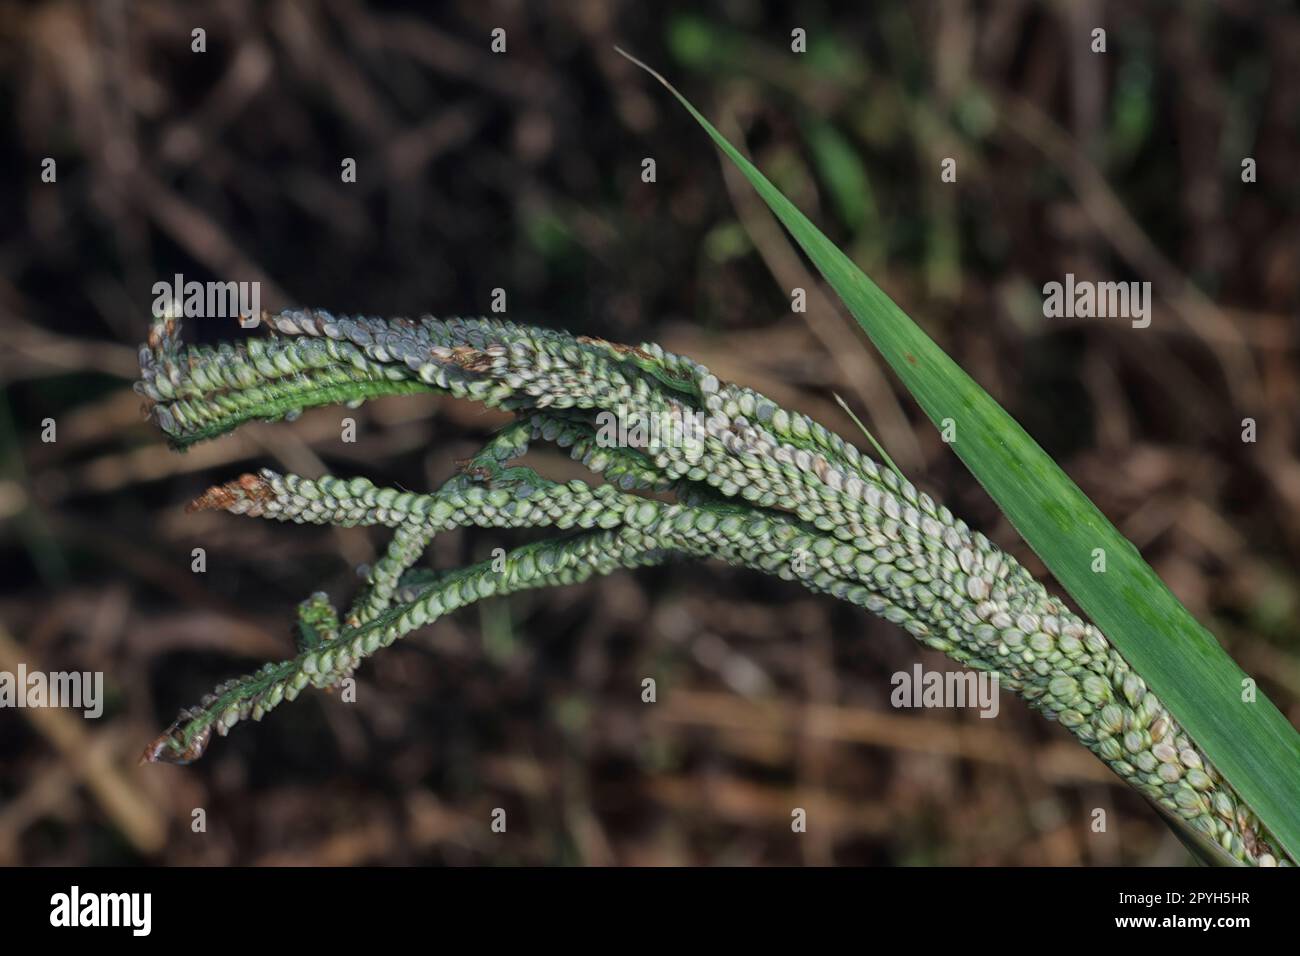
1, 0, 1298, 865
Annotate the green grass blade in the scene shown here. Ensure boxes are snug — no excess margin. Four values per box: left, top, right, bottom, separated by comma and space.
617, 48, 1300, 861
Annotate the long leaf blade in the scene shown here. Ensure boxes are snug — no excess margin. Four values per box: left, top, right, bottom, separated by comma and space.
619, 48, 1300, 861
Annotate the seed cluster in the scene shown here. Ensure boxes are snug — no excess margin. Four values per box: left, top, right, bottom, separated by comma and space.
136, 310, 1289, 865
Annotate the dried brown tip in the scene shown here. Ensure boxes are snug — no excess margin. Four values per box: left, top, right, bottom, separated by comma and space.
576, 335, 653, 362
139, 715, 212, 766
186, 473, 276, 514
146, 317, 178, 351
453, 457, 494, 482
447, 345, 495, 373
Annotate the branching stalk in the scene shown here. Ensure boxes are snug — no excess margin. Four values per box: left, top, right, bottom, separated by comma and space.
135, 311, 1291, 866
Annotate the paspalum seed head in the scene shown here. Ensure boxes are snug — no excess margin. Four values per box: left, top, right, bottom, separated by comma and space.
134, 311, 1291, 866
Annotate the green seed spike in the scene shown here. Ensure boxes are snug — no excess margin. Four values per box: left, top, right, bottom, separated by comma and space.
295, 592, 339, 651
136, 311, 1291, 867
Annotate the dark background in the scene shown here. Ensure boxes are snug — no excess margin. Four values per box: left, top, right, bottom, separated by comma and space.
1, 0, 1298, 865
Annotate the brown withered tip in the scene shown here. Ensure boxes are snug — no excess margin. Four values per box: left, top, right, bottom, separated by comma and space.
186, 472, 275, 514
453, 457, 494, 482
447, 345, 495, 373
139, 718, 212, 766
146, 317, 178, 351
576, 335, 653, 362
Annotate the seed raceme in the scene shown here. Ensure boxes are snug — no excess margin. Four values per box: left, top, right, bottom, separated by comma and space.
136, 310, 1290, 866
